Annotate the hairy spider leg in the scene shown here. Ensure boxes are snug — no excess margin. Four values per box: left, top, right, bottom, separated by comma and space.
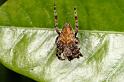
54, 1, 60, 34
56, 49, 65, 60
74, 8, 78, 37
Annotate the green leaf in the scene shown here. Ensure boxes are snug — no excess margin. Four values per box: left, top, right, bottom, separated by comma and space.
0, 27, 124, 82
0, 0, 124, 31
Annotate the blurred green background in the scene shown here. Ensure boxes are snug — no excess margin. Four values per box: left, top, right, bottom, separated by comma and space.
1, 0, 124, 31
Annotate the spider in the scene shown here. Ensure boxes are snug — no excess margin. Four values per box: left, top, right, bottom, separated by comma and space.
54, 3, 83, 61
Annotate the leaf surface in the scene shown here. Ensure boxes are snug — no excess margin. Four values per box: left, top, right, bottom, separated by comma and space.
0, 27, 124, 82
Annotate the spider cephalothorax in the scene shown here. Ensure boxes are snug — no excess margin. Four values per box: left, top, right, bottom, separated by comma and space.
54, 3, 83, 61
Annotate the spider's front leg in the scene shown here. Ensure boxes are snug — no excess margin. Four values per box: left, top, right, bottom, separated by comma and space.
54, 2, 60, 35
74, 8, 79, 37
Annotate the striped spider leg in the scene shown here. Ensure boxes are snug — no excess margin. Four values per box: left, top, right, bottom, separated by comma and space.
74, 8, 79, 37
54, 2, 60, 35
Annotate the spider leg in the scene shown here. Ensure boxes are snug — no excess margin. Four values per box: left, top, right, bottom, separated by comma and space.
74, 8, 78, 37
79, 53, 83, 57
54, 2, 60, 35
75, 37, 79, 44
56, 53, 65, 60
56, 49, 65, 60
67, 56, 73, 61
